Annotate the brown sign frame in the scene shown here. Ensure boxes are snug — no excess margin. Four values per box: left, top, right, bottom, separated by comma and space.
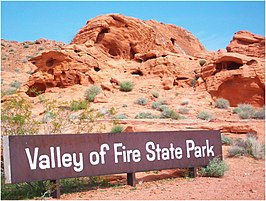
3, 130, 222, 184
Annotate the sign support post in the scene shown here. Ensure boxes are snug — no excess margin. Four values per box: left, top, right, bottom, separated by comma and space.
51, 180, 60, 199
127, 172, 136, 186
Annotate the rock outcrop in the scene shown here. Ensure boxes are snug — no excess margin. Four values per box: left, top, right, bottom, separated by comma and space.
199, 52, 265, 107
24, 14, 206, 96
226, 31, 265, 58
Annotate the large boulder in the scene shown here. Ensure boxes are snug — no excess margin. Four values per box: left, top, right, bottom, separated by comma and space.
23, 14, 206, 96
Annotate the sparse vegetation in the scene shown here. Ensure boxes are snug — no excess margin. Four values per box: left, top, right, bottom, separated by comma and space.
228, 135, 265, 159
181, 100, 189, 105
23, 44, 29, 48
161, 108, 181, 120
151, 91, 160, 98
178, 107, 189, 114
135, 112, 159, 119
214, 98, 230, 109
70, 99, 89, 111
190, 77, 197, 87
14, 68, 20, 73
119, 81, 134, 92
9, 80, 21, 89
111, 125, 124, 133
199, 59, 207, 66
114, 114, 128, 119
85, 85, 101, 102
200, 157, 228, 177
233, 104, 264, 119
135, 97, 148, 105
197, 111, 213, 120
221, 134, 233, 145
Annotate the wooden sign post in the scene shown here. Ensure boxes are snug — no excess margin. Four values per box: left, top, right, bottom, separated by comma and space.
3, 130, 222, 198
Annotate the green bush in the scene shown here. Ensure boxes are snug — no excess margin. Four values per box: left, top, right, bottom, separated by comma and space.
135, 112, 159, 119
199, 157, 228, 177
70, 100, 88, 111
221, 134, 233, 145
1, 97, 39, 135
135, 97, 148, 105
119, 81, 133, 92
214, 98, 230, 109
199, 59, 207, 66
161, 108, 181, 120
111, 125, 123, 133
23, 44, 29, 48
197, 111, 213, 120
85, 85, 101, 102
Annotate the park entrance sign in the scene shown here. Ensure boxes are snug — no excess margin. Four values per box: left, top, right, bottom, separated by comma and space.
3, 130, 222, 185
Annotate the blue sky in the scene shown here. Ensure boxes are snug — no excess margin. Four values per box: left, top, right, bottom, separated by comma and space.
1, 1, 265, 51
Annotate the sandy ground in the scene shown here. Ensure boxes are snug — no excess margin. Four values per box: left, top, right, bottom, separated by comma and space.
55, 145, 265, 200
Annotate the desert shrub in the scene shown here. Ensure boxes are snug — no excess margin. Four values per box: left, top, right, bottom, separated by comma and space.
190, 78, 197, 87
152, 101, 161, 109
199, 59, 207, 66
175, 92, 179, 96
181, 100, 189, 105
9, 80, 21, 89
135, 97, 148, 105
233, 104, 255, 119
43, 111, 56, 123
119, 81, 133, 92
111, 125, 123, 133
135, 112, 159, 119
1, 97, 39, 135
161, 108, 181, 120
252, 107, 265, 119
221, 134, 233, 145
197, 111, 213, 120
14, 68, 20, 73
158, 105, 169, 112
85, 85, 101, 102
214, 98, 230, 109
23, 44, 29, 48
151, 91, 159, 98
1, 88, 17, 97
178, 107, 189, 114
114, 114, 128, 119
70, 99, 88, 111
200, 157, 228, 177
228, 135, 265, 159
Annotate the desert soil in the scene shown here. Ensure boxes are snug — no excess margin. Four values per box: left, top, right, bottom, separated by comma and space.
57, 146, 265, 200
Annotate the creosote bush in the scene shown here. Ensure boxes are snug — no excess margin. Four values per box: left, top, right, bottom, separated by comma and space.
119, 81, 133, 92
214, 98, 230, 109
200, 157, 228, 177
85, 85, 101, 102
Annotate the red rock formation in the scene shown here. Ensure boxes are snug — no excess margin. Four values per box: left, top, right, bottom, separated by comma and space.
24, 14, 206, 96
226, 31, 265, 58
200, 51, 265, 107
71, 14, 205, 59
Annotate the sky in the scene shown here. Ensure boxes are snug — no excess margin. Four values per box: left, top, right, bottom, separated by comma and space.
1, 1, 265, 51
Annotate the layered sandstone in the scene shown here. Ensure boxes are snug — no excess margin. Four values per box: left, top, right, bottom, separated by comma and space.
226, 31, 265, 58
23, 14, 206, 96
